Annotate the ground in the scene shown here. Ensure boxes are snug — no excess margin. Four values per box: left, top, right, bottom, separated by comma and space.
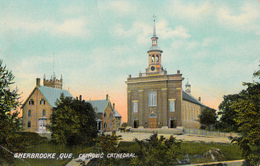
107, 131, 231, 143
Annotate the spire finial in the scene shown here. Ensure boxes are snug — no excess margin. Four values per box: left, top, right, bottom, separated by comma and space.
153, 15, 157, 37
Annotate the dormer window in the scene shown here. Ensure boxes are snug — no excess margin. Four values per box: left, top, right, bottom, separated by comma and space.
29, 99, 34, 105
40, 98, 45, 105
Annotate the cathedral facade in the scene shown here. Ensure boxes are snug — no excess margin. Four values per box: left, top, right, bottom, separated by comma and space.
126, 20, 208, 129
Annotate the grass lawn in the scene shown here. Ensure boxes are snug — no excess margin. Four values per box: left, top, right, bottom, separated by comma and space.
119, 141, 243, 164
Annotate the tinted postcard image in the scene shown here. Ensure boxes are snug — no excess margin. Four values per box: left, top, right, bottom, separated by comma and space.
1, 0, 259, 166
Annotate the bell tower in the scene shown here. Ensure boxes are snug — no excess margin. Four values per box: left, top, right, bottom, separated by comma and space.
146, 16, 166, 75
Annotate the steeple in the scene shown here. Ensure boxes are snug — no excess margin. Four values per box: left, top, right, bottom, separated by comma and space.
152, 15, 157, 39
146, 16, 165, 75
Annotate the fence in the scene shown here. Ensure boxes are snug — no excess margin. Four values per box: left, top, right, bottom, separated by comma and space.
184, 128, 240, 138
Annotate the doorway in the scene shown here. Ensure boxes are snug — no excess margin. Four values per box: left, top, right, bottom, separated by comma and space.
169, 117, 176, 128
38, 118, 47, 133
148, 113, 157, 128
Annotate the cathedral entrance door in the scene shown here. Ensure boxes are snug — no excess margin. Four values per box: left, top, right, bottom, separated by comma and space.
169, 117, 176, 128
148, 113, 157, 128
134, 120, 139, 128
38, 117, 47, 133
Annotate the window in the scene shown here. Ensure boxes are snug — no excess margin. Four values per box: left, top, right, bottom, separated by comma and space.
42, 109, 46, 116
104, 122, 107, 129
104, 112, 106, 118
28, 110, 31, 117
133, 102, 138, 113
40, 98, 45, 105
110, 113, 113, 118
27, 121, 31, 128
29, 99, 34, 105
148, 91, 157, 106
169, 100, 175, 112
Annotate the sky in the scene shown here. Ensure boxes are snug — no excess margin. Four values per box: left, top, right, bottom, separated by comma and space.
1, 0, 260, 122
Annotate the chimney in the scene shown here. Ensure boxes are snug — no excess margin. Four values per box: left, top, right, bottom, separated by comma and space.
79, 95, 82, 101
177, 70, 180, 74
198, 97, 201, 101
36, 78, 40, 87
106, 94, 109, 100
113, 103, 115, 109
129, 75, 131, 78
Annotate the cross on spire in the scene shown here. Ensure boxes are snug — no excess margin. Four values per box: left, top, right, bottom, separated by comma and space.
153, 15, 156, 22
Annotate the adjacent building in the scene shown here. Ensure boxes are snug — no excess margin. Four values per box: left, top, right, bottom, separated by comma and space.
126, 20, 209, 129
22, 75, 73, 133
86, 95, 122, 133
22, 75, 122, 134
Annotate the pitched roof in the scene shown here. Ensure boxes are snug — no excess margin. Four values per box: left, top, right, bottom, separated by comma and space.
38, 86, 73, 108
86, 100, 109, 113
182, 90, 206, 107
113, 109, 121, 117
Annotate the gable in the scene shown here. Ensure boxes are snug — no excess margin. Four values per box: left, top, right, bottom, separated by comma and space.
114, 109, 122, 118
21, 87, 37, 109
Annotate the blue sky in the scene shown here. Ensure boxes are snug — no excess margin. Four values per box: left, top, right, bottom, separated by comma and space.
1, 0, 260, 121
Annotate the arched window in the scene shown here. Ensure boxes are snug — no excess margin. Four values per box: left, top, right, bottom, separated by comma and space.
110, 113, 113, 118
148, 91, 157, 106
152, 55, 155, 62
42, 109, 46, 116
40, 98, 45, 105
133, 102, 138, 113
156, 55, 159, 62
104, 112, 106, 118
28, 110, 31, 117
27, 121, 31, 128
29, 99, 34, 105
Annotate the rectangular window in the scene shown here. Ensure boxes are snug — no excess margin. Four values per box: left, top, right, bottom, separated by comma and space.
169, 100, 175, 112
28, 110, 31, 117
133, 102, 138, 113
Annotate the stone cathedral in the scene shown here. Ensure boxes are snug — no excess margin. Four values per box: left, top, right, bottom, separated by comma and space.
126, 20, 208, 129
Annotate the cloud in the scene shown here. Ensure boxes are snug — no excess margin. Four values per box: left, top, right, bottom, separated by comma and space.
0, 14, 91, 38
114, 19, 191, 45
167, 1, 214, 20
217, 3, 259, 26
217, 2, 260, 34
157, 19, 191, 39
53, 18, 91, 37
100, 1, 137, 16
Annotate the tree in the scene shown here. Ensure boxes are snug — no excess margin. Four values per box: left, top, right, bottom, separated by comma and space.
198, 108, 217, 130
131, 133, 182, 166
217, 94, 241, 132
91, 134, 123, 166
230, 71, 260, 166
0, 60, 26, 163
48, 95, 98, 146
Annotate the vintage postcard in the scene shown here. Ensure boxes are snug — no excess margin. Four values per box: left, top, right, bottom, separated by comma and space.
1, 0, 259, 165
